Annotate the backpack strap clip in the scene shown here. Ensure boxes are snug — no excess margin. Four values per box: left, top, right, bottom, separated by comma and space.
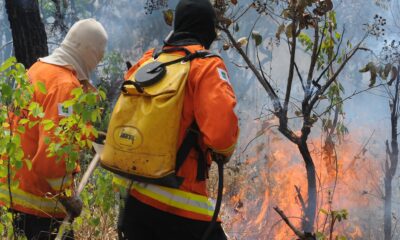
121, 80, 144, 94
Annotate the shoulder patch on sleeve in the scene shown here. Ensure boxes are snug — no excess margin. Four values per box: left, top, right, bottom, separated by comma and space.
58, 103, 73, 117
217, 68, 231, 84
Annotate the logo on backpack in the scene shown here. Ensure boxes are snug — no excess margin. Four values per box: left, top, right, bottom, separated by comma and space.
113, 126, 143, 150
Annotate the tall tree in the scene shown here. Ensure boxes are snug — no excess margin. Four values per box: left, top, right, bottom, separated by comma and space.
360, 38, 400, 240
384, 66, 399, 240
213, 0, 380, 238
5, 0, 48, 68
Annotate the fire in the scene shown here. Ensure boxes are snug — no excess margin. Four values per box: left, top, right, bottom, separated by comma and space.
254, 188, 269, 225
219, 124, 384, 240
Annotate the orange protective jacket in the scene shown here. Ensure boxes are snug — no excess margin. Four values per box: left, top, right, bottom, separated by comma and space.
0, 62, 81, 218
125, 45, 239, 221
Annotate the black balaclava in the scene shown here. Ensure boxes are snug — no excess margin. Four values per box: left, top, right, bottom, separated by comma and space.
165, 0, 217, 49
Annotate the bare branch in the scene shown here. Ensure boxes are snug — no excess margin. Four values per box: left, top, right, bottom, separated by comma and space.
284, 18, 298, 114
220, 26, 282, 111
295, 185, 307, 214
242, 124, 279, 153
232, 3, 253, 22
306, 20, 320, 90
274, 206, 305, 239
294, 62, 306, 90
0, 40, 12, 52
316, 18, 327, 61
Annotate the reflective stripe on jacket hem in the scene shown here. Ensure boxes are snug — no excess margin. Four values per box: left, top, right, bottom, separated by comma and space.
132, 189, 214, 222
113, 175, 215, 220
132, 182, 214, 216
0, 185, 66, 218
46, 175, 73, 191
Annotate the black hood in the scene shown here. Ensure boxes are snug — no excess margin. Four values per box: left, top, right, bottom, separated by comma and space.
165, 0, 217, 49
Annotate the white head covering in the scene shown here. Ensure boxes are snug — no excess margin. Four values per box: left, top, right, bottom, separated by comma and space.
41, 18, 108, 81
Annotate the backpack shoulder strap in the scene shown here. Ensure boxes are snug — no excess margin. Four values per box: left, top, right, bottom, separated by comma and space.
153, 47, 220, 61
174, 50, 220, 181
153, 47, 192, 59
192, 50, 221, 59
176, 122, 207, 181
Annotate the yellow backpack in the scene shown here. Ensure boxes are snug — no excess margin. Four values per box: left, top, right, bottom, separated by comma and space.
101, 48, 215, 188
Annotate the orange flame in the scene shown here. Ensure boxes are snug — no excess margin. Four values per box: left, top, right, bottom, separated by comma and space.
221, 124, 383, 240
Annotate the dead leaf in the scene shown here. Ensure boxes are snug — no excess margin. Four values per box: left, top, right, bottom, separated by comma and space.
252, 31, 262, 46
275, 24, 285, 40
285, 23, 294, 38
163, 9, 174, 26
388, 66, 398, 86
223, 43, 230, 51
237, 37, 248, 47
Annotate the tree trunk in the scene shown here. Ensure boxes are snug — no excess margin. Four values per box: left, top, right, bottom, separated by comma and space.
298, 140, 317, 234
384, 65, 400, 240
384, 175, 392, 240
5, 0, 48, 68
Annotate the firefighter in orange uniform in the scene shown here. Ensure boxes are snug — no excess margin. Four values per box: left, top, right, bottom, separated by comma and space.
0, 19, 108, 239
117, 0, 239, 239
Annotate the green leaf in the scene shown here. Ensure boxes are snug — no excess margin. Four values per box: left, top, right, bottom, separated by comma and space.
319, 208, 329, 215
73, 103, 83, 114
28, 120, 39, 129
14, 159, 23, 169
0, 57, 16, 72
42, 119, 55, 131
298, 32, 313, 51
91, 110, 98, 122
82, 110, 92, 122
91, 127, 99, 139
251, 31, 263, 47
71, 87, 83, 98
63, 99, 76, 108
85, 93, 97, 105
18, 119, 29, 125
44, 136, 51, 145
25, 159, 32, 171
36, 82, 47, 94
28, 102, 44, 118
17, 126, 25, 134
335, 32, 341, 40
99, 90, 106, 100
1, 84, 12, 100
0, 166, 7, 178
